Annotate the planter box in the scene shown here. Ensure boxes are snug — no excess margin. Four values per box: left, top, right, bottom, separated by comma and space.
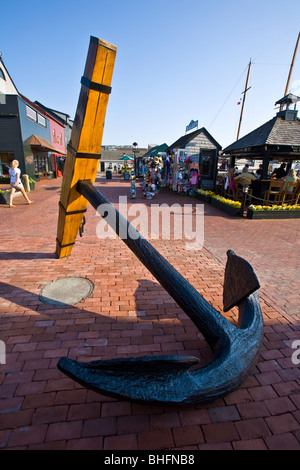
196, 193, 211, 204
0, 191, 10, 204
0, 177, 10, 184
247, 208, 300, 219
0, 190, 22, 204
29, 182, 35, 191
210, 198, 240, 216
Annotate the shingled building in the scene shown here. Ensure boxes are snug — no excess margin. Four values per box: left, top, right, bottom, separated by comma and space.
223, 94, 300, 179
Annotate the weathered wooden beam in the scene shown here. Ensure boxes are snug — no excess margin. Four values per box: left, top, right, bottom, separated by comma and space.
56, 36, 117, 258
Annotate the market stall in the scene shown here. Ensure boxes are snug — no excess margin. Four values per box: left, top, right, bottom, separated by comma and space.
141, 155, 163, 199
165, 149, 200, 196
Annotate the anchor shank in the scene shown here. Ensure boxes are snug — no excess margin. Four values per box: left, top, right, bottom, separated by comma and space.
77, 179, 233, 350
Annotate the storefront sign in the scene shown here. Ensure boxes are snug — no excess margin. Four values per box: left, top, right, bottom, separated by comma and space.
26, 155, 33, 164
186, 120, 198, 132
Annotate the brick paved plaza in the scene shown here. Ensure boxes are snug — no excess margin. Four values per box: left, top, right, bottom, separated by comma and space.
0, 175, 300, 450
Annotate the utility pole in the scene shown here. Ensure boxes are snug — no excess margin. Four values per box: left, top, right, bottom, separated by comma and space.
236, 59, 252, 141
284, 31, 300, 96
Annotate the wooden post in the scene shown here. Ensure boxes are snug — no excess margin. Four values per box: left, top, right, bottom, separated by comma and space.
284, 31, 300, 96
56, 36, 117, 258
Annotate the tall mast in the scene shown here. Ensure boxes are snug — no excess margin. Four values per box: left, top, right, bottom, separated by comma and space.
284, 31, 300, 96
236, 59, 252, 141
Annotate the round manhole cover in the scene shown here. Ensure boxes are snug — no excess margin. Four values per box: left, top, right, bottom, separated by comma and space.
39, 277, 94, 306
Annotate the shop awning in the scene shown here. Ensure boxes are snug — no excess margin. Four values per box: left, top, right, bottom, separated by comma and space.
23, 135, 66, 155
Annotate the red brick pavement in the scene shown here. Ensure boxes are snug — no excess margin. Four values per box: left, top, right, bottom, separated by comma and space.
0, 175, 299, 450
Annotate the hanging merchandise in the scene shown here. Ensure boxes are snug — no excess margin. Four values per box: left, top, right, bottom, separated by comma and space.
130, 169, 136, 199
189, 171, 198, 186
141, 155, 163, 199
188, 166, 199, 196
171, 149, 190, 192
165, 155, 171, 180
166, 151, 200, 196
177, 169, 190, 194
166, 154, 174, 189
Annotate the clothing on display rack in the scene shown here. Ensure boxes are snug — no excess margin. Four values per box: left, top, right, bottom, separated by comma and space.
166, 154, 199, 195
141, 155, 163, 199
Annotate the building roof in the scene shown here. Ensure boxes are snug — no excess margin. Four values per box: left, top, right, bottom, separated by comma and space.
141, 143, 168, 158
20, 94, 65, 128
0, 56, 19, 96
168, 127, 222, 151
100, 146, 148, 161
275, 93, 300, 106
34, 101, 73, 126
23, 134, 66, 155
223, 115, 300, 153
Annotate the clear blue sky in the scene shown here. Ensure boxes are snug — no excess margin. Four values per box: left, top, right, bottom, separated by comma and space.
1, 0, 299, 149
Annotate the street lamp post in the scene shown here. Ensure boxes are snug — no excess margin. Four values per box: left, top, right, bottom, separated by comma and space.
240, 185, 249, 217
132, 142, 138, 177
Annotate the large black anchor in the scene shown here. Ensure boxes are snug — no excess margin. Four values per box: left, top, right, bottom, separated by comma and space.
57, 180, 263, 405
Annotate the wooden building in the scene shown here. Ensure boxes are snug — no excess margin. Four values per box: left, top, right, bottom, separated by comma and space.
35, 101, 73, 152
222, 94, 300, 200
167, 127, 222, 190
223, 94, 300, 176
21, 96, 66, 178
0, 56, 66, 179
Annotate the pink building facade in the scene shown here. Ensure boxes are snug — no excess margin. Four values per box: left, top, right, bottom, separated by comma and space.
49, 118, 65, 156
34, 102, 66, 177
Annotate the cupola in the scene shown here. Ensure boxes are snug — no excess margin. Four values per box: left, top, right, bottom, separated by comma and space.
275, 93, 300, 121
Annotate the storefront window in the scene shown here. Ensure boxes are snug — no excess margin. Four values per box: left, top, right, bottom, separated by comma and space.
34, 155, 49, 175
0, 152, 15, 174
200, 151, 215, 178
201, 158, 212, 177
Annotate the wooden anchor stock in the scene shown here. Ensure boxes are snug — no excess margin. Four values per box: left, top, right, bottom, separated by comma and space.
56, 36, 117, 259
56, 36, 263, 405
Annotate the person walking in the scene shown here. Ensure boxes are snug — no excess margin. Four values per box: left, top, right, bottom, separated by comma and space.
9, 160, 34, 207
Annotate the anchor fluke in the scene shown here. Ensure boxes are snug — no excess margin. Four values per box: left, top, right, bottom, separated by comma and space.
223, 249, 260, 312
57, 291, 263, 405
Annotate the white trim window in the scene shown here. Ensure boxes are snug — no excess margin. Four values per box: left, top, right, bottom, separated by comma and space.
26, 105, 37, 121
26, 105, 47, 127
37, 113, 46, 127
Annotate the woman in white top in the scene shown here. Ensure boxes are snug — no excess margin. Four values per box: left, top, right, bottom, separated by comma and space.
282, 169, 299, 192
9, 160, 34, 207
